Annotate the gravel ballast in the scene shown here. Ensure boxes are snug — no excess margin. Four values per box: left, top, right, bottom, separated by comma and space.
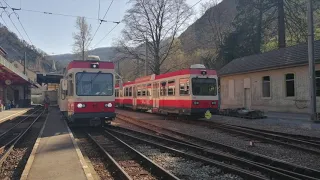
133, 144, 243, 180
114, 117, 320, 170
0, 117, 45, 180
73, 132, 114, 180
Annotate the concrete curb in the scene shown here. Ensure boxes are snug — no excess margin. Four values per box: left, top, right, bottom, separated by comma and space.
0, 109, 30, 123
64, 119, 94, 180
20, 111, 48, 180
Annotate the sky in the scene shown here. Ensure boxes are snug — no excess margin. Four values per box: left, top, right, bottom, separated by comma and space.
0, 0, 220, 55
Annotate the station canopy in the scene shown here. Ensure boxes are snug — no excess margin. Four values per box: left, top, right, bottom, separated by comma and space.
37, 73, 63, 84
0, 55, 31, 85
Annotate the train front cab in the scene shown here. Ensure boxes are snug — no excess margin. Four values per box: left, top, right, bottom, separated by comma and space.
61, 68, 116, 127
154, 70, 219, 118
188, 74, 219, 117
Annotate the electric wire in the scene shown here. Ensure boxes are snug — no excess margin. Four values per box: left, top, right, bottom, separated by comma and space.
87, 0, 114, 49
2, 0, 33, 46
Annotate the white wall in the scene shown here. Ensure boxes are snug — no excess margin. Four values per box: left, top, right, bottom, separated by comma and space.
220, 64, 320, 113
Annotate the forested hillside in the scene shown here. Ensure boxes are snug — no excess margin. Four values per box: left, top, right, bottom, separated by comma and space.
115, 0, 320, 82
49, 47, 118, 65
48, 0, 320, 82
0, 23, 58, 72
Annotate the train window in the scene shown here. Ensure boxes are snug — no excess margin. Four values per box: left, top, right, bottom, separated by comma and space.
147, 84, 151, 96
142, 90, 146, 96
125, 87, 129, 97
137, 89, 141, 96
129, 87, 132, 96
68, 80, 74, 96
168, 80, 175, 96
179, 78, 190, 95
160, 81, 167, 96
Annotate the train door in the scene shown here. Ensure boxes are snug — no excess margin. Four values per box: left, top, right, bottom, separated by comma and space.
133, 85, 137, 110
152, 82, 159, 112
159, 81, 167, 111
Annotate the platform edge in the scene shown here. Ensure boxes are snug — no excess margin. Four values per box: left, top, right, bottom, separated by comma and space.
20, 111, 47, 180
0, 109, 30, 123
64, 119, 94, 180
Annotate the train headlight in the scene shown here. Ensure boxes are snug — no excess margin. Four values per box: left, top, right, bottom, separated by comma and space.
77, 103, 85, 108
193, 101, 199, 105
105, 103, 112, 108
211, 101, 216, 105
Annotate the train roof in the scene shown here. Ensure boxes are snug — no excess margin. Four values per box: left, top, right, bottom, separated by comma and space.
67, 60, 114, 70
115, 67, 217, 87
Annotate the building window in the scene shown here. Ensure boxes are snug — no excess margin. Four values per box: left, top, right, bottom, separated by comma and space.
262, 76, 271, 97
285, 73, 295, 97
316, 71, 320, 96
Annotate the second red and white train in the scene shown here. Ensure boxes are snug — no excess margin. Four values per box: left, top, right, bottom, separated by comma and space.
115, 64, 219, 117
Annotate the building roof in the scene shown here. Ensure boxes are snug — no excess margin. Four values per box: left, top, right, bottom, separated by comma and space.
218, 40, 320, 76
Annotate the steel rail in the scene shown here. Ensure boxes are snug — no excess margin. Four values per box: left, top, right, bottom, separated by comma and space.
116, 113, 320, 179
177, 119, 320, 148
87, 131, 179, 180
106, 128, 268, 180
0, 107, 42, 139
86, 133, 132, 180
214, 122, 320, 143
107, 126, 318, 180
0, 110, 44, 168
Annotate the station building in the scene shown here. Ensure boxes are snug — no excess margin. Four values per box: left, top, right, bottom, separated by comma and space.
0, 46, 34, 110
219, 40, 320, 113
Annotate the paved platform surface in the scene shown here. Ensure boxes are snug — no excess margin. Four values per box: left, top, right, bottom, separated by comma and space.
21, 107, 91, 180
0, 108, 30, 123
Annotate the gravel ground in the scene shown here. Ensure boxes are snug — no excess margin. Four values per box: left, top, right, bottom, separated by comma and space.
133, 144, 243, 180
116, 109, 320, 137
74, 132, 114, 180
0, 117, 45, 180
91, 133, 157, 180
209, 115, 320, 137
114, 118, 320, 170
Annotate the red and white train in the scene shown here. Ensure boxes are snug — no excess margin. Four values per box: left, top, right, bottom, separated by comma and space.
115, 64, 219, 117
58, 56, 116, 126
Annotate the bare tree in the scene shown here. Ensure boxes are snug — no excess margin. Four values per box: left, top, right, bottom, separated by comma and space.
72, 17, 92, 60
116, 0, 193, 75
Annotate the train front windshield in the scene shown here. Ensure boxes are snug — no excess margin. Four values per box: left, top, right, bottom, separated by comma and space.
76, 72, 113, 96
192, 78, 217, 96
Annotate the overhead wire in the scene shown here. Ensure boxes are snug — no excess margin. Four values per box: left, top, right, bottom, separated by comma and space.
87, 0, 114, 50
17, 7, 119, 23
2, 0, 33, 46
0, 1, 25, 42
92, 23, 119, 48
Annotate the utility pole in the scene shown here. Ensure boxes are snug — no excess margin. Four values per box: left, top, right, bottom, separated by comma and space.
24, 52, 26, 75
145, 37, 148, 76
307, 0, 317, 121
23, 52, 27, 107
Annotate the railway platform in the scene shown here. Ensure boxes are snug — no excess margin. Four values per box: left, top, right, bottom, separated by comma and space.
20, 107, 93, 180
0, 108, 30, 123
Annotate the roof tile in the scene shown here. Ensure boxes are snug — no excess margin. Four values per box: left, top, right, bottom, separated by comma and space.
218, 40, 320, 76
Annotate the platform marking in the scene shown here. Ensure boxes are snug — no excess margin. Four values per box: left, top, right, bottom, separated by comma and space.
20, 111, 48, 180
0, 109, 29, 123
64, 119, 95, 180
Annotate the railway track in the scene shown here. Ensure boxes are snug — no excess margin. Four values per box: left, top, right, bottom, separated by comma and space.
173, 117, 320, 155
115, 113, 320, 180
105, 127, 267, 180
86, 130, 179, 180
0, 108, 44, 169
